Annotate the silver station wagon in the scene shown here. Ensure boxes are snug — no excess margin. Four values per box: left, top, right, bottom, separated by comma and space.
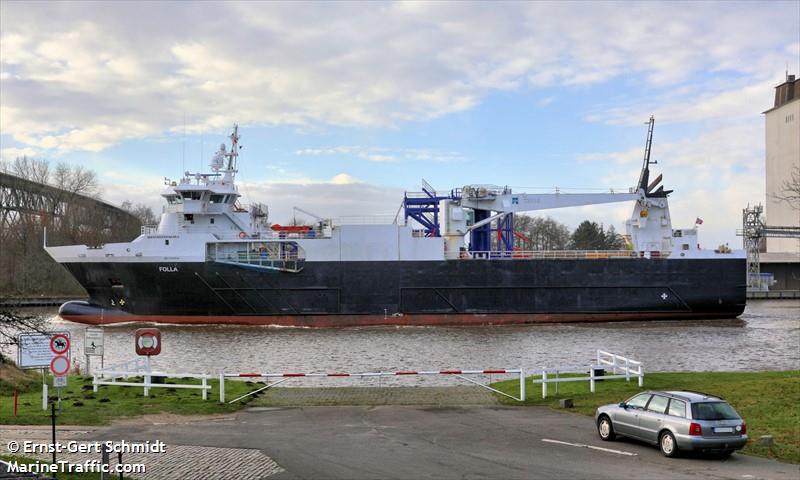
595, 390, 747, 457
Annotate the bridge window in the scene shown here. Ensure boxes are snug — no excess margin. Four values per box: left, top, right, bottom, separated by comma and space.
209, 194, 225, 204
181, 191, 204, 200
165, 195, 183, 205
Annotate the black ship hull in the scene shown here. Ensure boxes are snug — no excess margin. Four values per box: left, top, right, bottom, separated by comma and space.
57, 257, 746, 326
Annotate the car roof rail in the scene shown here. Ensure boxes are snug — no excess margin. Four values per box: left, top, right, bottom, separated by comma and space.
677, 390, 723, 400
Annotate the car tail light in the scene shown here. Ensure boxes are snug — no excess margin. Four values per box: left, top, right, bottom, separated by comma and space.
741, 422, 746, 434
689, 423, 702, 436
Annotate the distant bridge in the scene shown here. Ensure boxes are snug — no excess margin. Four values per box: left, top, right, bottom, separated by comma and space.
0, 171, 141, 243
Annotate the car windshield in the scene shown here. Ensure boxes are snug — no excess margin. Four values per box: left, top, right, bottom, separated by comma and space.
691, 402, 740, 420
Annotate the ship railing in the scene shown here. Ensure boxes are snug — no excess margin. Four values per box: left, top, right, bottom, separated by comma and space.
447, 250, 648, 260
207, 251, 304, 273
215, 229, 330, 240
209, 251, 304, 262
332, 215, 397, 225
140, 225, 159, 235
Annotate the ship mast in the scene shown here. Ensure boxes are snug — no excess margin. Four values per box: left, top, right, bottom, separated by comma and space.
637, 116, 656, 191
223, 124, 239, 183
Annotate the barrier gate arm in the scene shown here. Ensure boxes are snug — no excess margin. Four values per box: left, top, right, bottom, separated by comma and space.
221, 368, 527, 404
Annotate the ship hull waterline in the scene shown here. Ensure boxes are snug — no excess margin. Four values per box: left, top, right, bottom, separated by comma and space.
57, 257, 747, 327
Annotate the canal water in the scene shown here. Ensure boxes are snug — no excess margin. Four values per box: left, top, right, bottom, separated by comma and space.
3, 300, 798, 386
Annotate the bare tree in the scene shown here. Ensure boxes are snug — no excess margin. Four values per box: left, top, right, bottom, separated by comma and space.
772, 164, 800, 211
121, 201, 157, 225
53, 162, 100, 197
10, 156, 50, 184
0, 300, 48, 365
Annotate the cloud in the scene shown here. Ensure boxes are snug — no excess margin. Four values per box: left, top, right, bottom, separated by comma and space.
239, 178, 403, 225
294, 145, 465, 163
574, 121, 766, 247
1, 1, 797, 153
0, 146, 41, 161
585, 78, 782, 126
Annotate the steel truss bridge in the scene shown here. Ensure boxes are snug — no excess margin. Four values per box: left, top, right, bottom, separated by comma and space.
0, 171, 140, 244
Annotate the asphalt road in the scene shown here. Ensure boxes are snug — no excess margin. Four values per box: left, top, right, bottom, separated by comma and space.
89, 406, 799, 480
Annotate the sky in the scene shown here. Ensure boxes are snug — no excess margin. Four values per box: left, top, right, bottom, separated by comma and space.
1, 1, 798, 248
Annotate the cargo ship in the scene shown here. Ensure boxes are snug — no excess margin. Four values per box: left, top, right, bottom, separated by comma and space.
46, 120, 746, 326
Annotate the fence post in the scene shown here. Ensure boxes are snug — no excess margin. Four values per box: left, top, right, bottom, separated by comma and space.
519, 369, 526, 402
93, 374, 99, 393
542, 369, 548, 399
596, 350, 601, 369
612, 355, 617, 375
638, 365, 644, 387
219, 374, 225, 403
202, 376, 208, 401
590, 365, 596, 393
625, 358, 630, 382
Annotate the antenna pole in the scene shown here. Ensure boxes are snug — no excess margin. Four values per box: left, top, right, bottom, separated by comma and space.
182, 112, 186, 175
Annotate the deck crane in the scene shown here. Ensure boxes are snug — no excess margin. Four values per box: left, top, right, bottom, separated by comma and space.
422, 116, 676, 256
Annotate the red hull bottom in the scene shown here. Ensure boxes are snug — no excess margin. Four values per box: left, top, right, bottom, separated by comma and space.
60, 311, 742, 327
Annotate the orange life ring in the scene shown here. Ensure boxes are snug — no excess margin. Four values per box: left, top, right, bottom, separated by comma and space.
239, 232, 247, 239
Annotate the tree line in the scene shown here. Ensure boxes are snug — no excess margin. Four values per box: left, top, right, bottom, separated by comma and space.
511, 215, 626, 251
0, 157, 154, 297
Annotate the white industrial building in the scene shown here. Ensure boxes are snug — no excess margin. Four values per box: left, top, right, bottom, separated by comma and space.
762, 73, 800, 291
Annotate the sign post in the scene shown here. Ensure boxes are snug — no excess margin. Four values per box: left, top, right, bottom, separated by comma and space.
84, 327, 104, 375
18, 332, 70, 411
135, 328, 161, 397
49, 333, 71, 412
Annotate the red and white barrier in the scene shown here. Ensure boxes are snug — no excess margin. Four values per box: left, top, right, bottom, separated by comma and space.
220, 368, 525, 404
228, 368, 518, 378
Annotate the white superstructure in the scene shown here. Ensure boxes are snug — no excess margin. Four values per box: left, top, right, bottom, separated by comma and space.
46, 123, 742, 269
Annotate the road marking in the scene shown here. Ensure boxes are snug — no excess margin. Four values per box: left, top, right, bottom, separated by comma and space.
541, 438, 638, 456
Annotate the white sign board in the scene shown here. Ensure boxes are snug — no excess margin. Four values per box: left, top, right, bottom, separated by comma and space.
17, 332, 69, 369
84, 328, 104, 356
53, 376, 67, 388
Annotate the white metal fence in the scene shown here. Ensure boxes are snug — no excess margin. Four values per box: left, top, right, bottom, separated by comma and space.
93, 358, 212, 399
534, 350, 644, 399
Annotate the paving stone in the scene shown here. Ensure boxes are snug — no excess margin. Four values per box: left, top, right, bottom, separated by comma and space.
250, 386, 499, 407
0, 429, 283, 479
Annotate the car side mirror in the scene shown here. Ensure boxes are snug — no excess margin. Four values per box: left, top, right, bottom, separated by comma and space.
619, 402, 627, 409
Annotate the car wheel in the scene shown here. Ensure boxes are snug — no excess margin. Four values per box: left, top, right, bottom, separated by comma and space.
659, 431, 679, 457
597, 416, 616, 441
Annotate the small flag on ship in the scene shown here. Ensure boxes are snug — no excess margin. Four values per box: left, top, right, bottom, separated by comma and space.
695, 217, 704, 225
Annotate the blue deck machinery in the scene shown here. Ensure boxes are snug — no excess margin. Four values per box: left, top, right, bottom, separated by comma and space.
403, 180, 516, 255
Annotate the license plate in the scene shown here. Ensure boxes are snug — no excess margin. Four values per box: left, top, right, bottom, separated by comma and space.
714, 427, 733, 433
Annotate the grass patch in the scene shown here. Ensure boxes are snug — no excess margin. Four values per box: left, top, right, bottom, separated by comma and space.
0, 362, 39, 396
491, 370, 800, 463
0, 374, 259, 425
0, 454, 137, 479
